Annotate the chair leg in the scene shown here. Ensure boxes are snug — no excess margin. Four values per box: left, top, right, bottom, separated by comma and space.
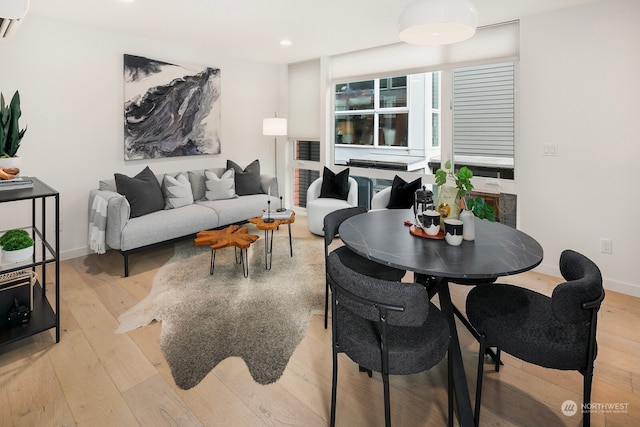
583, 367, 594, 427
358, 365, 373, 378
383, 371, 391, 427
324, 280, 329, 329
330, 349, 338, 427
494, 348, 501, 372
474, 336, 487, 427
448, 343, 454, 427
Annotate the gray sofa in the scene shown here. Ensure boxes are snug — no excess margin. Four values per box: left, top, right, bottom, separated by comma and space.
89, 167, 278, 276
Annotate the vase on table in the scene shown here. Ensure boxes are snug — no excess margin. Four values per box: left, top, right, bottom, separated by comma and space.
459, 209, 475, 241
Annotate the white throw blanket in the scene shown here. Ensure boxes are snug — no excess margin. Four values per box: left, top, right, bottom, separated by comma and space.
88, 194, 110, 254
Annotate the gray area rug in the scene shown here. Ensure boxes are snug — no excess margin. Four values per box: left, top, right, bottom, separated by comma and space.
116, 232, 325, 389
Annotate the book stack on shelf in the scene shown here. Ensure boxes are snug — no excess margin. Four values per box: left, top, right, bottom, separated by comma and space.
262, 209, 292, 220
0, 177, 33, 191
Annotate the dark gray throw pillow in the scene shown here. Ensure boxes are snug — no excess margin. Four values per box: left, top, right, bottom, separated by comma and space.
386, 175, 422, 209
320, 167, 350, 200
226, 159, 264, 195
114, 166, 165, 218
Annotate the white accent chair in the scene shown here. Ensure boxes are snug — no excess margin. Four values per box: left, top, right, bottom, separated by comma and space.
306, 177, 359, 235
370, 186, 392, 210
370, 183, 434, 212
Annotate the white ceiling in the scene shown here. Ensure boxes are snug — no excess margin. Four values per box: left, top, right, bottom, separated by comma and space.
28, 0, 600, 64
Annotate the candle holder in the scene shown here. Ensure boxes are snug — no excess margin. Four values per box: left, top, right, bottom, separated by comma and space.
277, 196, 285, 212
264, 200, 275, 223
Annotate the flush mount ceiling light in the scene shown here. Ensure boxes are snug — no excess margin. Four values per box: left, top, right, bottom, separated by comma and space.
398, 0, 478, 45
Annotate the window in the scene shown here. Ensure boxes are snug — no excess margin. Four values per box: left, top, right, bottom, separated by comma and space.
332, 62, 515, 179
334, 73, 438, 172
431, 72, 440, 148
293, 140, 320, 208
294, 140, 320, 162
334, 77, 409, 147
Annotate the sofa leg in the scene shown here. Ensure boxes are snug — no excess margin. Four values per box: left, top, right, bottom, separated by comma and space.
124, 253, 129, 277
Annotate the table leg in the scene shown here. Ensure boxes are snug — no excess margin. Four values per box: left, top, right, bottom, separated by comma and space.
438, 279, 475, 427
263, 230, 273, 270
209, 249, 217, 275
241, 248, 249, 277
288, 223, 293, 257
453, 304, 502, 369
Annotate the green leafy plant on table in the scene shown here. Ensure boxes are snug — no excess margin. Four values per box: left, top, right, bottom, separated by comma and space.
0, 90, 27, 158
435, 160, 474, 201
0, 229, 34, 251
435, 160, 496, 221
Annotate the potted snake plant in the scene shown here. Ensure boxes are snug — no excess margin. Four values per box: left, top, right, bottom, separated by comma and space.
0, 90, 27, 171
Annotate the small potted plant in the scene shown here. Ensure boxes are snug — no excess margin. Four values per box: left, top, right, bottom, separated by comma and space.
0, 229, 34, 264
435, 160, 474, 219
435, 161, 498, 241
0, 90, 27, 170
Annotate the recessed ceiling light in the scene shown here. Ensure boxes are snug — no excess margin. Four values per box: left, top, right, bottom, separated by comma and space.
280, 39, 292, 47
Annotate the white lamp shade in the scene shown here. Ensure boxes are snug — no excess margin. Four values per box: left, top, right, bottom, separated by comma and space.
263, 117, 288, 136
399, 0, 477, 46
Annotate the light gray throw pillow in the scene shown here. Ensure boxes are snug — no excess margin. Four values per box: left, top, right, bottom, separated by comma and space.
205, 169, 237, 200
188, 170, 206, 201
162, 173, 194, 209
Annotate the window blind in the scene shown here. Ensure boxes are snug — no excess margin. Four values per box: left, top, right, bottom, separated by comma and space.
288, 59, 321, 140
453, 62, 515, 158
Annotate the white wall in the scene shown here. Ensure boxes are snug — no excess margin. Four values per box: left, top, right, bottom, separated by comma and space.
518, 0, 639, 295
0, 14, 284, 259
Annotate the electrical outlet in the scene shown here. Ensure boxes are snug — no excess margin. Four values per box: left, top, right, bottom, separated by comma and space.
600, 238, 612, 254
543, 143, 559, 156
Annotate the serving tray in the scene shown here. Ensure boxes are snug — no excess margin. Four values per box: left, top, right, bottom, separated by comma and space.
409, 224, 444, 240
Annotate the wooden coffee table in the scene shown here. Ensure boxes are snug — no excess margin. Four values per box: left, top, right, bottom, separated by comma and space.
248, 210, 295, 270
194, 225, 259, 277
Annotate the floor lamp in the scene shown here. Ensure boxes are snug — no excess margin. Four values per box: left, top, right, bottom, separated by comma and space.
262, 116, 287, 210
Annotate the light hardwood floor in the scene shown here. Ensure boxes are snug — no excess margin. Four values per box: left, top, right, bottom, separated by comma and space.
1, 216, 638, 426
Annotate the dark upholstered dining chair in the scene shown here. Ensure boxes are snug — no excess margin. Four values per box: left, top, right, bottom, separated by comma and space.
465, 249, 605, 427
322, 207, 406, 328
326, 252, 452, 427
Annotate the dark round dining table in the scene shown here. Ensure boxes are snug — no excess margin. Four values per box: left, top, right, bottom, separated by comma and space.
339, 209, 544, 426
339, 209, 543, 280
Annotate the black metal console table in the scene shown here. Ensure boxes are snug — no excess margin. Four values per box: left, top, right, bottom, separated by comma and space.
0, 177, 60, 345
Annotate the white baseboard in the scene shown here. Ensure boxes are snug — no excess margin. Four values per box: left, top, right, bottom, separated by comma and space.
61, 246, 93, 262
534, 264, 640, 298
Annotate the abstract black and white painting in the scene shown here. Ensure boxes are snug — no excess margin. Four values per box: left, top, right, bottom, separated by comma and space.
123, 54, 221, 160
